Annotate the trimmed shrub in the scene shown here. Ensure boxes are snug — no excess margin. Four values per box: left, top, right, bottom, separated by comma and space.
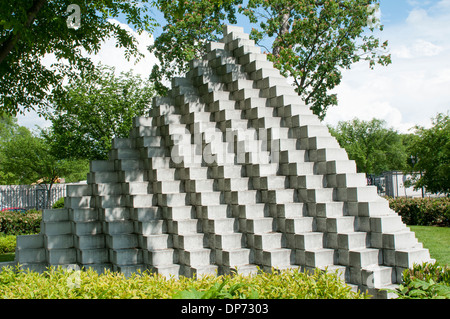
0, 266, 368, 299
0, 210, 42, 235
388, 197, 450, 227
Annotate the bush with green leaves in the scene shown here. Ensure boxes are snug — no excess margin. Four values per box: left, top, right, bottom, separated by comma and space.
0, 234, 16, 254
0, 210, 42, 235
52, 197, 65, 209
388, 197, 450, 227
388, 262, 450, 299
0, 266, 368, 299
173, 278, 260, 299
402, 262, 450, 285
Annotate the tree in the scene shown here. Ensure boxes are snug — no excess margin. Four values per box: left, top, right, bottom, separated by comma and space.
329, 118, 407, 175
0, 122, 89, 197
0, 114, 19, 143
150, 0, 241, 95
46, 64, 154, 160
242, 0, 391, 119
0, 0, 155, 116
0, 114, 21, 183
150, 0, 390, 119
407, 113, 450, 196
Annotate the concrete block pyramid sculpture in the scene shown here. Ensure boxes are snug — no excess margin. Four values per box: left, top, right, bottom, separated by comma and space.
11, 25, 432, 297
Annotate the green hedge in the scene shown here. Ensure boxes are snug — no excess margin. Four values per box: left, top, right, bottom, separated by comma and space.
0, 210, 42, 235
388, 197, 450, 227
0, 266, 368, 299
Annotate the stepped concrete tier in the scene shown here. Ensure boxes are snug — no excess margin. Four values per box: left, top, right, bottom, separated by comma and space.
7, 25, 433, 298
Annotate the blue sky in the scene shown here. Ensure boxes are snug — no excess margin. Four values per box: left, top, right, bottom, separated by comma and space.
19, 0, 450, 133
380, 0, 413, 23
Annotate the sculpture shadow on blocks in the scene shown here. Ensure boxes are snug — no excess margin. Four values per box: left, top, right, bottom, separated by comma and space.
9, 25, 433, 299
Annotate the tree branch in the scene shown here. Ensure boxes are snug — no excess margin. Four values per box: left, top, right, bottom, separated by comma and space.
0, 0, 47, 65
304, 16, 360, 102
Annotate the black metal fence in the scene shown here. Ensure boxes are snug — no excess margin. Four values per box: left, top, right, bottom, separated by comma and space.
0, 184, 66, 211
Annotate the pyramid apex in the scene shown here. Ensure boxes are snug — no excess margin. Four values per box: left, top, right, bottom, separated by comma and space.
223, 25, 244, 36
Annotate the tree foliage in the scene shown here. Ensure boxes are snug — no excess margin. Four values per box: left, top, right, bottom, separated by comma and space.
150, 0, 241, 95
407, 113, 450, 196
151, 0, 390, 119
0, 0, 155, 116
0, 115, 23, 183
46, 64, 154, 160
0, 115, 89, 188
329, 118, 406, 175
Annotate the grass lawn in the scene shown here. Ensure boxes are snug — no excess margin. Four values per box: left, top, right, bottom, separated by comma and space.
410, 225, 450, 266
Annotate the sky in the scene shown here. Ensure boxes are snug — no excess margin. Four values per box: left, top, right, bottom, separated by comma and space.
325, 0, 450, 133
17, 0, 450, 134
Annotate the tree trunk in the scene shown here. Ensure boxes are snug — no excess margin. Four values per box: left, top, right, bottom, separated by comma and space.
272, 12, 291, 57
0, 0, 47, 65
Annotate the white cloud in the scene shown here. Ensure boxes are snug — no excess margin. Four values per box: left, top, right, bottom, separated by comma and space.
392, 39, 444, 59
83, 19, 157, 78
325, 64, 418, 133
325, 2, 450, 133
406, 8, 429, 25
15, 113, 50, 131
435, 0, 450, 10
17, 19, 157, 129
41, 19, 158, 78
412, 39, 444, 57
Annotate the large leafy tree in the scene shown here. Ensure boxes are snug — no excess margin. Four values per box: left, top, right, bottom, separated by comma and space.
151, 0, 390, 119
329, 118, 407, 175
0, 117, 89, 192
407, 113, 450, 196
0, 0, 155, 116
45, 64, 154, 160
